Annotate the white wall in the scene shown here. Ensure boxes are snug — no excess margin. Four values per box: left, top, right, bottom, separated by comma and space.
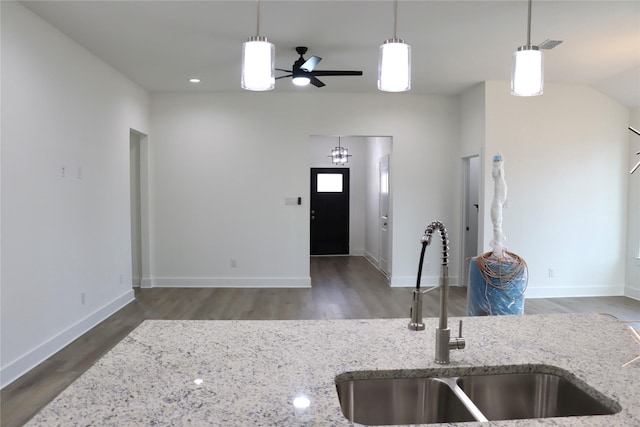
1, 2, 150, 387
483, 81, 630, 298
626, 108, 640, 298
460, 83, 486, 158
149, 93, 461, 288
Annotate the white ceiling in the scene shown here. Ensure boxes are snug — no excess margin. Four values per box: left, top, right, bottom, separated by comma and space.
21, 0, 640, 107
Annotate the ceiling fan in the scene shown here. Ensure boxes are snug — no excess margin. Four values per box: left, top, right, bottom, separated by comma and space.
276, 46, 363, 88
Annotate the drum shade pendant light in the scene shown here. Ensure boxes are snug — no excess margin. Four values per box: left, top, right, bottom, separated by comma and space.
329, 137, 352, 165
241, 0, 275, 91
378, 0, 411, 92
511, 0, 543, 96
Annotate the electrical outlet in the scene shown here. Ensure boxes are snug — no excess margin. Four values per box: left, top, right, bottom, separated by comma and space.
81, 292, 86, 305
231, 259, 237, 268
60, 165, 66, 178
119, 274, 124, 284
548, 268, 555, 278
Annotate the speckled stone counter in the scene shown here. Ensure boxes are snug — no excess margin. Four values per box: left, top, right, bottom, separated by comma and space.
27, 313, 639, 426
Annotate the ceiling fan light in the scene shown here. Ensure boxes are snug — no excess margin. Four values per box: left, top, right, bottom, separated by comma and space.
378, 39, 411, 92
292, 76, 310, 86
511, 46, 543, 96
241, 37, 275, 91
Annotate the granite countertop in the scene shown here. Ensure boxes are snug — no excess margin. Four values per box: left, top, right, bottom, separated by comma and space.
27, 313, 639, 426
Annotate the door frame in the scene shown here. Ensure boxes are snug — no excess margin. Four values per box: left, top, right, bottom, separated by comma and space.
129, 129, 151, 288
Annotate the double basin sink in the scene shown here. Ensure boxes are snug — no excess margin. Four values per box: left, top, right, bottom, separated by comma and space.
335, 365, 620, 425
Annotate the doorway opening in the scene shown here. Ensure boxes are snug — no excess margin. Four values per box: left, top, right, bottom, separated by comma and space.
460, 155, 480, 286
309, 135, 393, 277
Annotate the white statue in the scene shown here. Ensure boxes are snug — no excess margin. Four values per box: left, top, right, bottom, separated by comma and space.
489, 154, 508, 258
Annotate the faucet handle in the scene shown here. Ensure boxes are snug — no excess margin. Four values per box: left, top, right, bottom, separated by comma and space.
449, 320, 466, 350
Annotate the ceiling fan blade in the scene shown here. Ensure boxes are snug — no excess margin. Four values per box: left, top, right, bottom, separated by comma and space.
301, 56, 322, 72
310, 76, 325, 87
275, 68, 292, 73
275, 74, 292, 80
311, 70, 363, 77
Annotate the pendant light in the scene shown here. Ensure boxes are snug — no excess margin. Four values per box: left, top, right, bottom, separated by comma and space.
241, 0, 275, 91
329, 137, 352, 165
378, 0, 411, 92
511, 0, 543, 96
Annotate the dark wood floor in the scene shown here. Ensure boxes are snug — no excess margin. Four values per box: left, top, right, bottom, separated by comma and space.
2, 256, 639, 427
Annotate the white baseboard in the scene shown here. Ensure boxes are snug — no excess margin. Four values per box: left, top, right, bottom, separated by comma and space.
524, 285, 625, 299
625, 286, 640, 300
363, 250, 379, 266
1, 290, 134, 389
149, 277, 312, 288
390, 275, 460, 288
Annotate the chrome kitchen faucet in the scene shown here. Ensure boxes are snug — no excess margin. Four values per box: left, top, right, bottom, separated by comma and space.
408, 220, 465, 364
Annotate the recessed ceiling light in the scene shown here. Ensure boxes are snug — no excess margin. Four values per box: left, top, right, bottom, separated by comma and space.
189, 78, 201, 83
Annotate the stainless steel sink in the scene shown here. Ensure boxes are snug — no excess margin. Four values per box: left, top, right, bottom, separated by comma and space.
335, 368, 620, 425
457, 372, 619, 421
335, 376, 476, 425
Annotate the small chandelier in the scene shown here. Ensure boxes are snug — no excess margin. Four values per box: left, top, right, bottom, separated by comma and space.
378, 0, 411, 92
511, 0, 543, 96
241, 0, 275, 91
329, 137, 352, 165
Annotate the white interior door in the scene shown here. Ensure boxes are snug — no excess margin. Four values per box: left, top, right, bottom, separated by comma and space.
379, 155, 390, 274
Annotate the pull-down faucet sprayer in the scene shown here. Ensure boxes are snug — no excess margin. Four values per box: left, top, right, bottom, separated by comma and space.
408, 220, 465, 364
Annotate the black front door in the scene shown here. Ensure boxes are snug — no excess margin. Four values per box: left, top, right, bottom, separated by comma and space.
310, 168, 349, 255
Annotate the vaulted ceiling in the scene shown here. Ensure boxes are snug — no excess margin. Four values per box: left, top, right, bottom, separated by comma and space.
21, 1, 640, 107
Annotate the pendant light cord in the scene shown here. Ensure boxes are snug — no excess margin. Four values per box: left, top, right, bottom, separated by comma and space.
526, 0, 532, 47
256, 0, 261, 37
393, 0, 398, 39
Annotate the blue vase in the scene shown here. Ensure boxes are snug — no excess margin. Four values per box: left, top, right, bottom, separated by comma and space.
468, 255, 527, 316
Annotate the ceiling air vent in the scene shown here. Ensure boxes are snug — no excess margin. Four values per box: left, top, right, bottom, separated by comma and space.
539, 39, 563, 50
